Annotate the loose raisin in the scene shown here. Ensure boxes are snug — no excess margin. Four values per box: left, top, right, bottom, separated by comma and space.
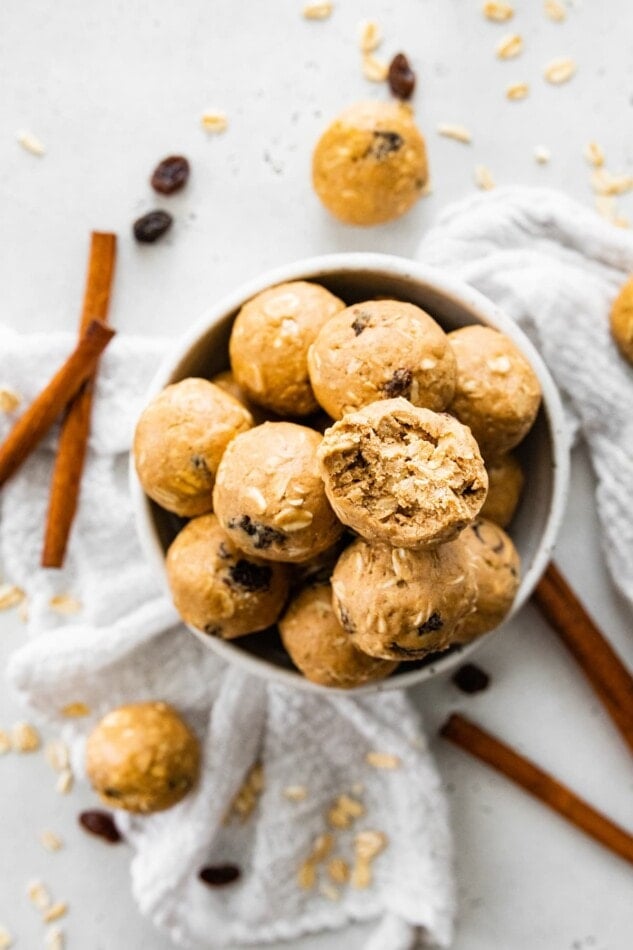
452, 663, 490, 694
151, 155, 190, 195
133, 210, 173, 243
388, 53, 416, 100
199, 864, 241, 887
79, 810, 122, 844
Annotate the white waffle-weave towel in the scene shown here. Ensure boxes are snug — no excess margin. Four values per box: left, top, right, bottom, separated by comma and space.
4, 186, 633, 950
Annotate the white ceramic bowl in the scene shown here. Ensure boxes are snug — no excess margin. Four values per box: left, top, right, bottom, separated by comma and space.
131, 253, 569, 694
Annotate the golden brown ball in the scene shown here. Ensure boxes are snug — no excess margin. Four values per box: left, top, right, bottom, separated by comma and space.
480, 454, 525, 528
610, 276, 633, 365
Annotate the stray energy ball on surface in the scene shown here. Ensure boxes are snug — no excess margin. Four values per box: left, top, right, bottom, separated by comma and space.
279, 584, 398, 688
610, 276, 633, 365
166, 514, 290, 638
134, 378, 253, 516
308, 299, 456, 419
213, 422, 343, 562
453, 519, 521, 644
331, 537, 477, 660
312, 101, 428, 226
318, 399, 487, 548
229, 281, 345, 416
449, 326, 542, 456
86, 702, 200, 814
480, 453, 524, 528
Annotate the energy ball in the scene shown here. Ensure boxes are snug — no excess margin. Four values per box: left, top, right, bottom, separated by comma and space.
610, 276, 633, 365
166, 514, 290, 638
312, 101, 429, 226
210, 369, 272, 425
86, 702, 200, 814
331, 536, 477, 660
480, 453, 525, 528
453, 519, 521, 644
213, 421, 343, 563
229, 281, 345, 417
308, 299, 456, 419
279, 584, 398, 688
134, 378, 253, 517
318, 399, 488, 548
448, 326, 542, 456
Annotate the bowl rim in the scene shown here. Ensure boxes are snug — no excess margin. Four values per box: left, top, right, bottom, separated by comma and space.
130, 251, 570, 694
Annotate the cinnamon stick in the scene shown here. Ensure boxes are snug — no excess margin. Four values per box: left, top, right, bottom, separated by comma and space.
533, 563, 633, 756
440, 713, 633, 866
41, 232, 117, 568
0, 320, 115, 487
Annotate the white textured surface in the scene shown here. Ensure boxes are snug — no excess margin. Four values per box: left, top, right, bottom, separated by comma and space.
0, 2, 632, 950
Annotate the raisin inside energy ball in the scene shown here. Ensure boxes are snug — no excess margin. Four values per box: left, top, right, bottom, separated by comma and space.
331, 536, 477, 660
279, 584, 398, 688
213, 421, 343, 563
312, 100, 428, 226
453, 518, 521, 644
134, 378, 253, 517
308, 299, 456, 419
85, 702, 200, 814
448, 325, 542, 456
318, 399, 488, 548
229, 281, 345, 417
166, 514, 290, 638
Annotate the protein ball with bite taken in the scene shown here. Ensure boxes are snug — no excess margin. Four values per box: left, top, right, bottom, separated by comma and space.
331, 536, 477, 660
481, 453, 524, 527
229, 281, 345, 417
318, 399, 487, 548
134, 378, 253, 516
449, 326, 542, 456
308, 299, 456, 419
166, 514, 290, 637
279, 584, 398, 688
86, 702, 200, 814
213, 422, 343, 562
453, 519, 521, 643
312, 101, 428, 226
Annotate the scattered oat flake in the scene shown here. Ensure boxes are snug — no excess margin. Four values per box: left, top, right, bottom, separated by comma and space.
40, 831, 63, 852
592, 169, 633, 196
0, 926, 12, 950
61, 701, 90, 718
359, 19, 381, 52
362, 53, 388, 82
544, 0, 566, 21
17, 129, 45, 156
475, 164, 496, 191
506, 82, 529, 101
43, 902, 68, 924
45, 739, 70, 772
49, 594, 81, 615
201, 111, 228, 134
584, 141, 605, 168
437, 123, 472, 144
45, 928, 64, 950
496, 33, 523, 59
483, 1, 514, 22
27, 879, 52, 910
0, 387, 22, 412
534, 145, 551, 164
18, 599, 29, 623
366, 751, 401, 770
327, 856, 350, 884
297, 860, 316, 889
355, 829, 388, 861
56, 768, 74, 795
544, 57, 576, 84
11, 721, 40, 752
0, 730, 10, 755
303, 1, 333, 19
0, 584, 25, 611
283, 784, 308, 802
319, 882, 340, 901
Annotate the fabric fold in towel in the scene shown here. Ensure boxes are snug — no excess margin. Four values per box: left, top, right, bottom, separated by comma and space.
2, 187, 633, 949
